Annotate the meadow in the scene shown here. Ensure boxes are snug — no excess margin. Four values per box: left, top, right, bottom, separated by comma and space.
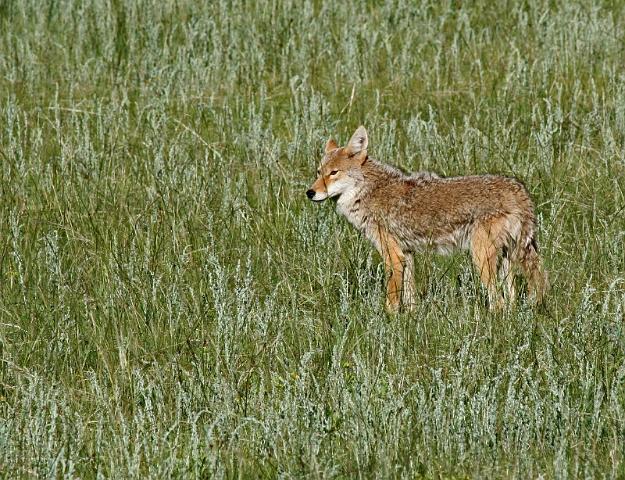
1, 0, 625, 477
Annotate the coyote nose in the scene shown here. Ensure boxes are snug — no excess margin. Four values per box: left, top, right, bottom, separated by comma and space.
306, 189, 315, 199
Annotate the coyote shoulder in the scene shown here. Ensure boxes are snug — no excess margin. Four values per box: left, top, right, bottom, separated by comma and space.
306, 126, 547, 312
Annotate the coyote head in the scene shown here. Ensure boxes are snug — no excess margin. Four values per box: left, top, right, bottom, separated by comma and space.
306, 126, 368, 202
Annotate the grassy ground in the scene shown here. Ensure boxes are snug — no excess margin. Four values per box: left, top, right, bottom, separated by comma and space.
1, 0, 625, 477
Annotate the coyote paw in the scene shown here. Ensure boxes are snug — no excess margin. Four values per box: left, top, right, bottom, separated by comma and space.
385, 299, 400, 314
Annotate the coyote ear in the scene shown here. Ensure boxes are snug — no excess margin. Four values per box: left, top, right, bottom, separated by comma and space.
346, 126, 368, 155
325, 138, 338, 153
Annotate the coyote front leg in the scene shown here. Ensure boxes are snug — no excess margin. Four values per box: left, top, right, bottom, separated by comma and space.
402, 253, 417, 311
377, 229, 406, 313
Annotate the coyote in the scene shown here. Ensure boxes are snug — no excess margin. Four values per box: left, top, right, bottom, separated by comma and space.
306, 126, 547, 312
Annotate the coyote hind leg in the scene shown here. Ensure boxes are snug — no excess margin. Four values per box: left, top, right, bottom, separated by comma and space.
471, 220, 505, 311
499, 249, 517, 305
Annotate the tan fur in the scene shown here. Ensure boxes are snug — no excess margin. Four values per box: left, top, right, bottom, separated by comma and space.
306, 126, 548, 312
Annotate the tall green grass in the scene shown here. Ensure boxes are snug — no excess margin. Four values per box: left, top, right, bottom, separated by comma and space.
1, 0, 625, 477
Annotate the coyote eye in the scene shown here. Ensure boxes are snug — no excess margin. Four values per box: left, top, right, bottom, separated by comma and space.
317, 169, 320, 175
329, 170, 338, 176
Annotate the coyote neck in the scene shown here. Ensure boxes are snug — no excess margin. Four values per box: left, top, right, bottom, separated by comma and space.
335, 183, 367, 230
335, 159, 399, 233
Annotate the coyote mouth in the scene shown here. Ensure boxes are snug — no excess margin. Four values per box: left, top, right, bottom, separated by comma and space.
306, 189, 328, 202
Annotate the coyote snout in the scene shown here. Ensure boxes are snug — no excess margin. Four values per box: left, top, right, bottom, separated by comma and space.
307, 126, 548, 313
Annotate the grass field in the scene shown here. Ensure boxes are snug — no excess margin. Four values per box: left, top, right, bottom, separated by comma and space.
1, 0, 625, 477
